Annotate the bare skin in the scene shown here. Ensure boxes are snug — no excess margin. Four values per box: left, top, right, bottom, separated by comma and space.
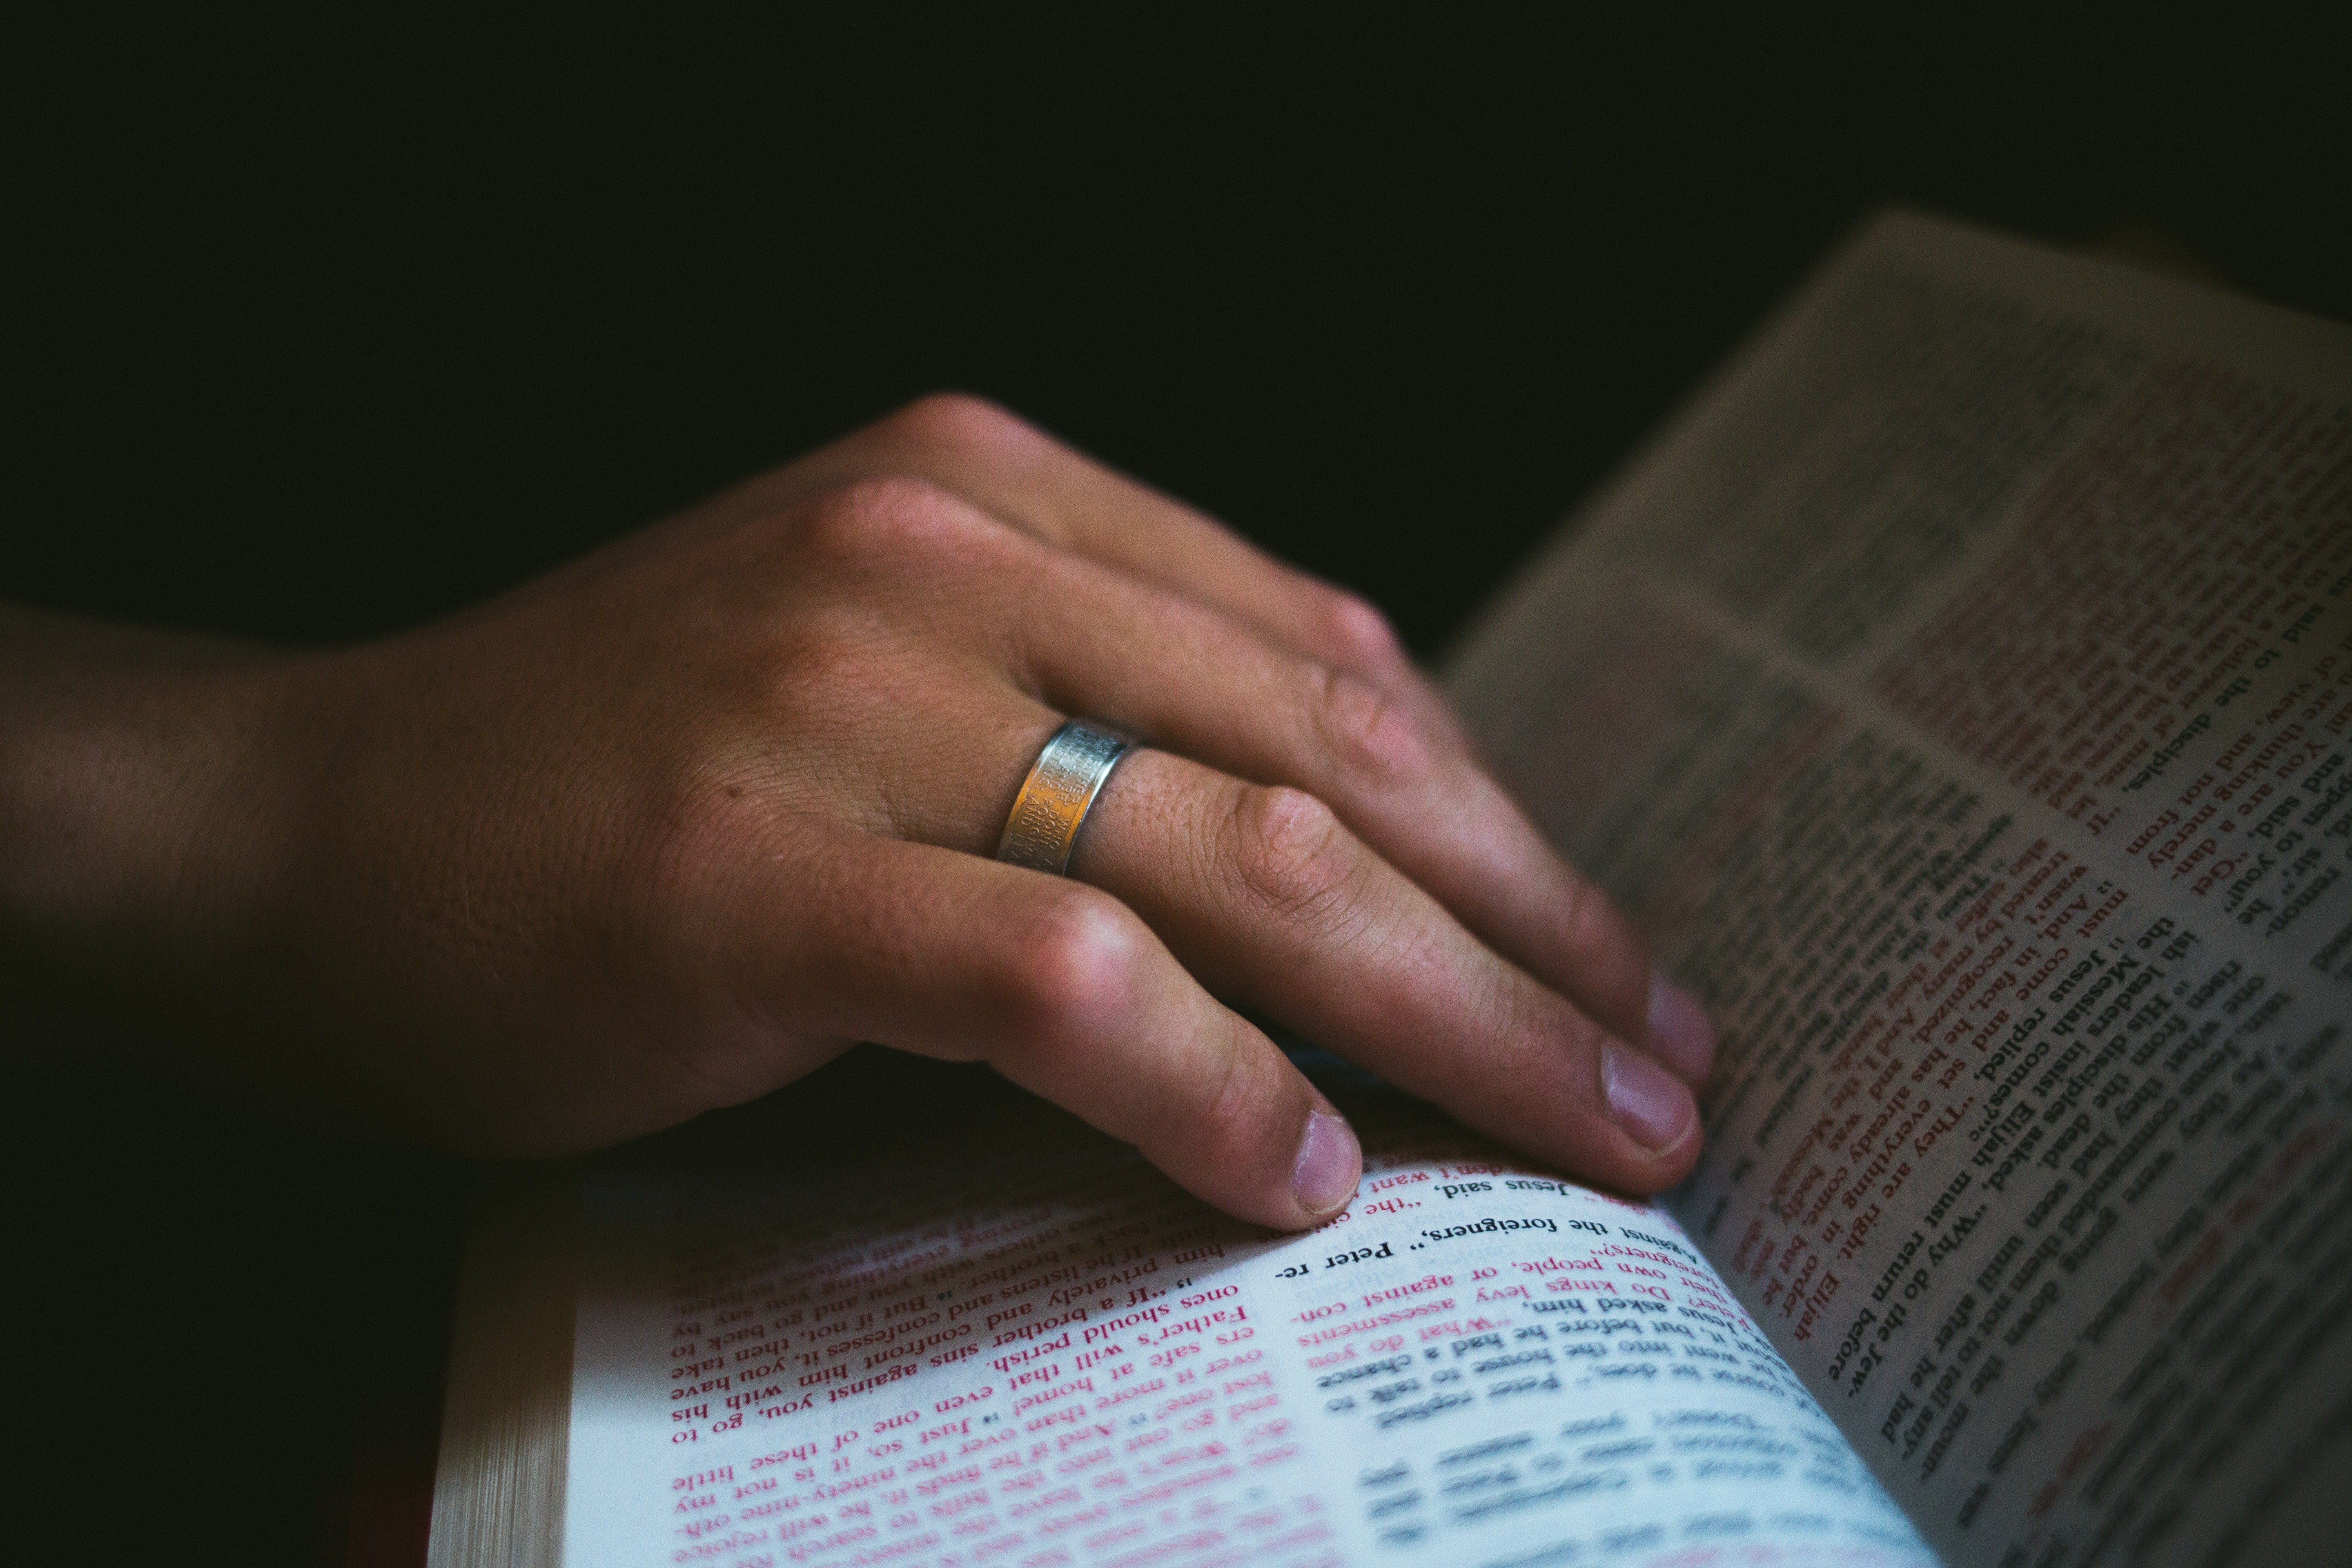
0, 396, 1712, 1231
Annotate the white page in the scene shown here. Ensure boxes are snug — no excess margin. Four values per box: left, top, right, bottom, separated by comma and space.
561, 1082, 1933, 1568
1451, 212, 2352, 1568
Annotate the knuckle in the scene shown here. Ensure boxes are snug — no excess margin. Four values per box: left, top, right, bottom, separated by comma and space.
1223, 783, 1357, 922
999, 886, 1143, 1046
1556, 870, 1628, 963
879, 392, 1040, 460
1316, 587, 1405, 667
1312, 666, 1435, 788
788, 474, 991, 566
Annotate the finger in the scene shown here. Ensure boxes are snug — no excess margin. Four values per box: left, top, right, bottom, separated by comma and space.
708, 817, 1362, 1230
724, 395, 1468, 743
1070, 749, 1702, 1195
1006, 548, 1713, 1086
753, 489, 1706, 1091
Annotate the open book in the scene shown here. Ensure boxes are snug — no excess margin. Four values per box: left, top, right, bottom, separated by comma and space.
427, 214, 2352, 1568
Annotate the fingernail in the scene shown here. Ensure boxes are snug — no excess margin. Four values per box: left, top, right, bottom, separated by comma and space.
1647, 972, 1717, 1087
1292, 1109, 1363, 1217
1604, 1043, 1697, 1153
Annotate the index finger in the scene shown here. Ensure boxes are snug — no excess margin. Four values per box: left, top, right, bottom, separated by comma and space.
729, 395, 1466, 739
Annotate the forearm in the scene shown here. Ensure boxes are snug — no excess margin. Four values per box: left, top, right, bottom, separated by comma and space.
0, 605, 294, 982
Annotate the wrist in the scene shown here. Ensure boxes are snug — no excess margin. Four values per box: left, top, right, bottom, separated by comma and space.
0, 607, 304, 980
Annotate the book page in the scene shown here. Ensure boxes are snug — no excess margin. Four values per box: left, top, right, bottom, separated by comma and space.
1450, 212, 2352, 1568
560, 1063, 1933, 1568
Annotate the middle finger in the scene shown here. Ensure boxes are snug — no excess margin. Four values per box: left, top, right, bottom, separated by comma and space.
1002, 542, 1681, 1074
1069, 747, 1701, 1196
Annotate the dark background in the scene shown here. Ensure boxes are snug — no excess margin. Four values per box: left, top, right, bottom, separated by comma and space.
5, 11, 2346, 1563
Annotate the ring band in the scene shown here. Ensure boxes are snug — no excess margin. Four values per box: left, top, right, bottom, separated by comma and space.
996, 720, 1136, 875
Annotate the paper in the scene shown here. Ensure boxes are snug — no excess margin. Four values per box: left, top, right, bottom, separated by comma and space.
563, 1093, 1931, 1568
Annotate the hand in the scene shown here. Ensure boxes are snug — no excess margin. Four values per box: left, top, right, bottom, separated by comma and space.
0, 396, 1712, 1229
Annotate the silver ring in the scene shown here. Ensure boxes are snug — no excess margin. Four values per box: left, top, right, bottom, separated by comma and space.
996, 720, 1136, 875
